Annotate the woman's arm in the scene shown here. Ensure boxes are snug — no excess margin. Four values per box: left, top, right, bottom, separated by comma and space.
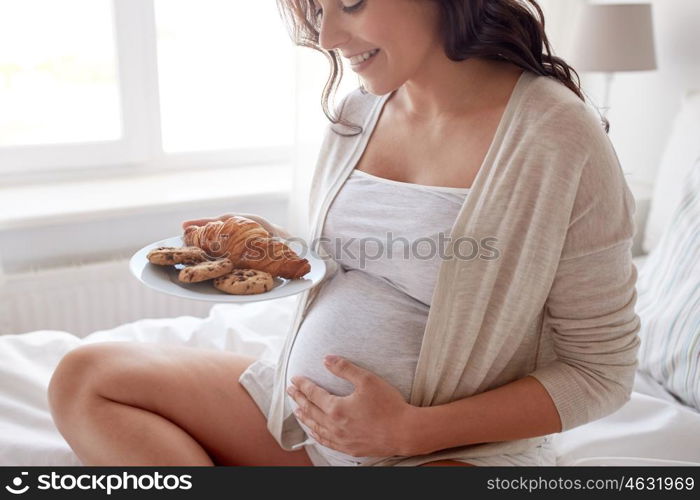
400, 375, 560, 456
400, 116, 641, 457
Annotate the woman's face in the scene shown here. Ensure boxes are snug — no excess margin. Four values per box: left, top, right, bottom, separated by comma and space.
311, 0, 442, 95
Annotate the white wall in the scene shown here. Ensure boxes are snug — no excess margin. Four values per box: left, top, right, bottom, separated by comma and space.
579, 0, 700, 186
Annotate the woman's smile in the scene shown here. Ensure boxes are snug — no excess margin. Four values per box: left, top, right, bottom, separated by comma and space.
349, 48, 380, 72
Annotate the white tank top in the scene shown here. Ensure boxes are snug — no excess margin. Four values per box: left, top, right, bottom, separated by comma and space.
286, 168, 469, 464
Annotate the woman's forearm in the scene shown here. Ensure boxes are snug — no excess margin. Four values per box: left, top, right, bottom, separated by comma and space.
400, 375, 562, 456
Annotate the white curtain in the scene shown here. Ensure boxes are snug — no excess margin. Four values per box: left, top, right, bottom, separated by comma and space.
285, 0, 587, 240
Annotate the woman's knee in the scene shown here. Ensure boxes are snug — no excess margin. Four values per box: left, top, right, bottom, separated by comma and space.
48, 342, 132, 416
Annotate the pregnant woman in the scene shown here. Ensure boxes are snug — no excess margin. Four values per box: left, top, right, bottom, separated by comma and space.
47, 0, 641, 466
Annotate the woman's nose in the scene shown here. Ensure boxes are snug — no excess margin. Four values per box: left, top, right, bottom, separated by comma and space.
317, 13, 351, 51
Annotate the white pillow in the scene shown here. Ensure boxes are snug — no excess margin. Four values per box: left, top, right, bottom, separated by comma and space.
636, 160, 700, 411
643, 91, 700, 254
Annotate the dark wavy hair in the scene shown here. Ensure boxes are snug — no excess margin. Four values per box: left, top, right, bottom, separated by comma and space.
276, 0, 609, 135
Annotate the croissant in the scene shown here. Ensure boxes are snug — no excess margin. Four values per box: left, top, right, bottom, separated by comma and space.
183, 216, 311, 279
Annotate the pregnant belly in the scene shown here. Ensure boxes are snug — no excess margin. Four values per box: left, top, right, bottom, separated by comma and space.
285, 268, 428, 463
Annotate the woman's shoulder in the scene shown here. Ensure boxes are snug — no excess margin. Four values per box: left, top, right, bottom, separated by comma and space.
519, 73, 607, 143
520, 75, 630, 206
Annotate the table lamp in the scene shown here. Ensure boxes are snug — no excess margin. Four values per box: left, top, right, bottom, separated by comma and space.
569, 3, 658, 117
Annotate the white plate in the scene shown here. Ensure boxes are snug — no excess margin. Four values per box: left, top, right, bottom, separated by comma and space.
129, 235, 326, 303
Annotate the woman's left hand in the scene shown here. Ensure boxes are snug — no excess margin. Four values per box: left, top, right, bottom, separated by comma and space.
286, 355, 414, 458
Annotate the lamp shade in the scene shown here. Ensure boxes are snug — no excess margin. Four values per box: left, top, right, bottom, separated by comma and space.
570, 3, 657, 72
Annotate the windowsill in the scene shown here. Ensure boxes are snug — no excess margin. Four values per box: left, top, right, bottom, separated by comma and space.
0, 163, 293, 231
1, 167, 653, 232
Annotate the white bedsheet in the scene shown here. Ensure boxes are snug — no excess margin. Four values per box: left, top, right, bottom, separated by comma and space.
1, 288, 699, 467
552, 370, 700, 466
0, 296, 296, 466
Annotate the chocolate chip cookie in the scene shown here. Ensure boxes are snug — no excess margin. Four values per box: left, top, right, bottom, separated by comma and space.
147, 246, 209, 266
213, 268, 274, 295
178, 258, 234, 283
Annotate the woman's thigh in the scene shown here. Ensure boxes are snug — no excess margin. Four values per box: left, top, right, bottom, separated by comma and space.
418, 460, 476, 467
50, 341, 314, 466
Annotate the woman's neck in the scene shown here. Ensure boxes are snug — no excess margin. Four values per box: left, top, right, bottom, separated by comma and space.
395, 58, 524, 123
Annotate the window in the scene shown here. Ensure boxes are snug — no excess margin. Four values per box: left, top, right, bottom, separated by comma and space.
0, 0, 296, 179
0, 0, 120, 148
155, 0, 295, 153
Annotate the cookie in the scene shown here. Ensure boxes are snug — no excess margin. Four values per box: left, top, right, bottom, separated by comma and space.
178, 258, 234, 283
213, 268, 274, 295
147, 246, 208, 266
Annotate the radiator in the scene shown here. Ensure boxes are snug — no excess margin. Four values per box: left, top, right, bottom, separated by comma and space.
0, 259, 214, 337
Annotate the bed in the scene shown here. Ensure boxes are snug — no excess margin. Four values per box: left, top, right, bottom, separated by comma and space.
2, 90, 699, 468
0, 252, 697, 467
0, 296, 293, 466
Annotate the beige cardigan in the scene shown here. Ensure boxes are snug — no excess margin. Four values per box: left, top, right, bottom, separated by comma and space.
262, 70, 641, 466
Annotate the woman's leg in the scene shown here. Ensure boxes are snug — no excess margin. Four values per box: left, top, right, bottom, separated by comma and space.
47, 341, 314, 466
419, 460, 476, 466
